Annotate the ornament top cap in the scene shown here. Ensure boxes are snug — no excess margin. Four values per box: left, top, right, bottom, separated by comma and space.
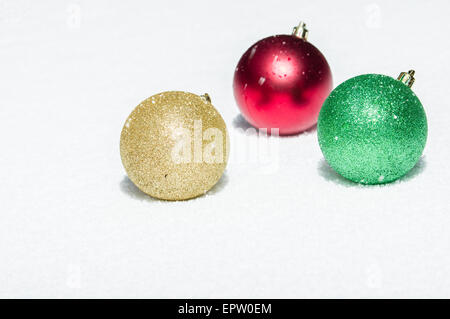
292, 21, 308, 40
397, 70, 415, 88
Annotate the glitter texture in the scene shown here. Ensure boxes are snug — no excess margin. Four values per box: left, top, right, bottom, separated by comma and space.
233, 34, 332, 135
317, 74, 428, 184
120, 91, 229, 200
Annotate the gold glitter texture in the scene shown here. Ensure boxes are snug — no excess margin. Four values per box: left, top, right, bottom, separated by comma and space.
120, 91, 229, 200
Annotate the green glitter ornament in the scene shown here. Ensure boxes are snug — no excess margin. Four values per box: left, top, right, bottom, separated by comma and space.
317, 70, 427, 184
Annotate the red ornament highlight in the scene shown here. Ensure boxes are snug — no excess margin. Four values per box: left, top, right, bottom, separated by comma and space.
233, 23, 332, 135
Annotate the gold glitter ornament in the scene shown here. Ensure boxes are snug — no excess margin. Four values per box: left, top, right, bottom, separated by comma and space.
120, 91, 229, 200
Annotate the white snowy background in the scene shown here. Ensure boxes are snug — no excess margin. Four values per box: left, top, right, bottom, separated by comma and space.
0, 0, 449, 298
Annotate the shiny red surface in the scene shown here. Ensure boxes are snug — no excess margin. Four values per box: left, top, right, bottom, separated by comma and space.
233, 34, 332, 135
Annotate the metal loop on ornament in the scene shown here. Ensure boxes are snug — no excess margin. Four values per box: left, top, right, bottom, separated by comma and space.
397, 70, 415, 88
200, 93, 211, 103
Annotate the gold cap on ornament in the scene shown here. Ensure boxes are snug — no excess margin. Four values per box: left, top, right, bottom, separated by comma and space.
292, 21, 308, 40
120, 91, 229, 201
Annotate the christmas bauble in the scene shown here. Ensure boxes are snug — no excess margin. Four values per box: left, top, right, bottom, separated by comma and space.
120, 91, 229, 200
317, 71, 427, 184
233, 22, 332, 135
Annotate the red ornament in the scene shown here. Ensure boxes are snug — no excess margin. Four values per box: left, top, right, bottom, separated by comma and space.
233, 22, 332, 135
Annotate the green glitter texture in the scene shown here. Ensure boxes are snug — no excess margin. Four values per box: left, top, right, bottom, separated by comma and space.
317, 74, 427, 184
